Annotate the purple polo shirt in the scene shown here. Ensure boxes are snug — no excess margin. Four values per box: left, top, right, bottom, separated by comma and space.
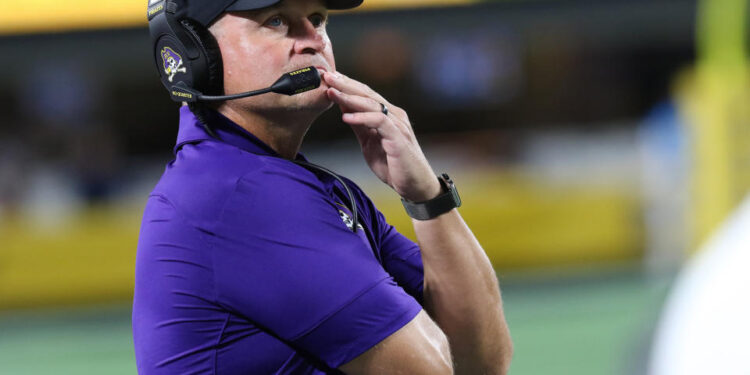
132, 106, 424, 374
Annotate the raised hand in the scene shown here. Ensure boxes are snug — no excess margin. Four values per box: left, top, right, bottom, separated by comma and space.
322, 71, 441, 203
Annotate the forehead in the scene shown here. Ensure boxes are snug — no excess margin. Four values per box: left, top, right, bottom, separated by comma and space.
209, 0, 329, 35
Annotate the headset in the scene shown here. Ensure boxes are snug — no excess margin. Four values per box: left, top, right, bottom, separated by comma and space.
148, 0, 224, 102
147, 0, 320, 103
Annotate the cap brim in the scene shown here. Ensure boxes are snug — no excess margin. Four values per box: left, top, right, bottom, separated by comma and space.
326, 0, 363, 10
226, 0, 282, 12
226, 0, 362, 11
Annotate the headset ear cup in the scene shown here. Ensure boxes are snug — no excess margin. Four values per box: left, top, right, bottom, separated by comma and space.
180, 19, 224, 96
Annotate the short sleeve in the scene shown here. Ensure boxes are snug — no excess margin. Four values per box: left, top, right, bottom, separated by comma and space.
210, 166, 422, 369
335, 177, 425, 304
374, 210, 425, 304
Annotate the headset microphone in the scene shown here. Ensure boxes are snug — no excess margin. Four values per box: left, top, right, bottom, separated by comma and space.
169, 66, 321, 103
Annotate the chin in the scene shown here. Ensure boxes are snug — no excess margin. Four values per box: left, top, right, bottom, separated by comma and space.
235, 86, 331, 115
287, 87, 332, 112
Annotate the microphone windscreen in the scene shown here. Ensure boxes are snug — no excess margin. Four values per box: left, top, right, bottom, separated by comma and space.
270, 67, 321, 95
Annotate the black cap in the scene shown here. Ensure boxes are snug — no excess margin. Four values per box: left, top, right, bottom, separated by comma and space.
171, 0, 363, 27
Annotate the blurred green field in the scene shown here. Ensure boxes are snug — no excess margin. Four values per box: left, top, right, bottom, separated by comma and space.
0, 268, 672, 375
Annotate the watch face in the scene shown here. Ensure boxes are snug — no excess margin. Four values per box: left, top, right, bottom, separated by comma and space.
451, 186, 462, 208
440, 173, 461, 207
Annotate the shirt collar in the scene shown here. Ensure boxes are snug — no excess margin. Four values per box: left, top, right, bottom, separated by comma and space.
174, 105, 305, 161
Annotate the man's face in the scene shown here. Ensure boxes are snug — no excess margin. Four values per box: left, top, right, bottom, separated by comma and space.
210, 0, 335, 114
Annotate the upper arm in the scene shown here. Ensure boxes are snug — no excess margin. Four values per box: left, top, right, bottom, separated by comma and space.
378, 222, 424, 301
212, 171, 426, 369
363, 197, 424, 302
339, 310, 453, 375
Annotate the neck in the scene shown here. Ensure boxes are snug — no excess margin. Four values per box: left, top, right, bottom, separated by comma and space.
216, 103, 318, 160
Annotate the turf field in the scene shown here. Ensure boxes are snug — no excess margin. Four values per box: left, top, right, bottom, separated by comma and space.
0, 268, 672, 375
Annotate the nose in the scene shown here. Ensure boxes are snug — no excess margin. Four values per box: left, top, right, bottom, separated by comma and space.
292, 20, 326, 55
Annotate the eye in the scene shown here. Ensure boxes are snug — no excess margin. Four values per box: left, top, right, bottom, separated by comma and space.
265, 15, 285, 27
309, 13, 327, 28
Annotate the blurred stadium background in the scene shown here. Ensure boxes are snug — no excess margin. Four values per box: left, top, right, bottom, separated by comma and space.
1, 0, 748, 373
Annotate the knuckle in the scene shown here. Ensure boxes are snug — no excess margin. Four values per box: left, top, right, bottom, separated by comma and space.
366, 97, 379, 108
402, 128, 413, 140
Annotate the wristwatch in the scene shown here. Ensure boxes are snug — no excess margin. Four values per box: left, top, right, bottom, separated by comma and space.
401, 173, 462, 220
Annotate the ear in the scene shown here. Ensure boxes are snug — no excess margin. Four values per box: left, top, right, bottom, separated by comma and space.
181, 18, 224, 96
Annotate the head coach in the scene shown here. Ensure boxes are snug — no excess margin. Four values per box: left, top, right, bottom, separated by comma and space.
132, 0, 513, 373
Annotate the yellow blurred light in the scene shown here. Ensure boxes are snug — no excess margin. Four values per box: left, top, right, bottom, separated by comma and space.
0, 0, 478, 35
0, 0, 145, 34
678, 0, 750, 250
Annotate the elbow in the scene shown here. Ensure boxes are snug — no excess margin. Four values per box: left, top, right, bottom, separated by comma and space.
495, 305, 514, 375
480, 353, 512, 375
480, 327, 514, 375
500, 347, 513, 375
496, 332, 514, 375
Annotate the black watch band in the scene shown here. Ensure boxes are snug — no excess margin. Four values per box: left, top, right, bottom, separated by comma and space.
401, 173, 462, 220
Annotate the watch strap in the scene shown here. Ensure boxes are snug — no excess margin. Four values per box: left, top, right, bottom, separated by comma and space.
401, 173, 461, 220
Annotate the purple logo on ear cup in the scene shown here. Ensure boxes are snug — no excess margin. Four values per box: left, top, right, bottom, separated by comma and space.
161, 47, 187, 83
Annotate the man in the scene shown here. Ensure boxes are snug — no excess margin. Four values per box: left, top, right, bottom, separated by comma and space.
133, 0, 512, 374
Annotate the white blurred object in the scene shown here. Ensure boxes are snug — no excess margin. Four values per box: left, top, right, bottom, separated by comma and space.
20, 165, 81, 231
523, 127, 640, 189
649, 194, 750, 375
638, 101, 689, 272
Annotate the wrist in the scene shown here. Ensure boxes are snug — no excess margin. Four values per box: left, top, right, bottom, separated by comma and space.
401, 178, 443, 203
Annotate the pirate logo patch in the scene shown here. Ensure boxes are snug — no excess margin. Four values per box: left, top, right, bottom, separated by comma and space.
161, 47, 187, 83
338, 209, 364, 231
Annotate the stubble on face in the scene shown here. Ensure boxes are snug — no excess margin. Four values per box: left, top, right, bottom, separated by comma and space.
209, 0, 336, 118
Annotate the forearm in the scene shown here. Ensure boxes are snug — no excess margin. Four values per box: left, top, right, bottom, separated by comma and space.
414, 209, 512, 375
321, 70, 512, 373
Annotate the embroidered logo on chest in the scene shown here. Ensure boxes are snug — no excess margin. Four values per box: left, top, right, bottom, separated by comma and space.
338, 209, 364, 231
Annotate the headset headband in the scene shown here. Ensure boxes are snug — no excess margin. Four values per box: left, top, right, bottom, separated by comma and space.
148, 0, 222, 102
